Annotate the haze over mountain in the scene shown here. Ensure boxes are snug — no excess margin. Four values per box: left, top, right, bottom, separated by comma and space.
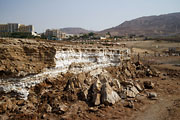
100, 12, 180, 36
60, 27, 94, 35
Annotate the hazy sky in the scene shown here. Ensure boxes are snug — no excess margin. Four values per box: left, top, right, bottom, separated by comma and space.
0, 0, 180, 33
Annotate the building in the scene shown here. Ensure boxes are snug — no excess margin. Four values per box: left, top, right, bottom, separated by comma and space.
19, 24, 34, 33
45, 29, 66, 40
7, 23, 19, 33
0, 23, 36, 37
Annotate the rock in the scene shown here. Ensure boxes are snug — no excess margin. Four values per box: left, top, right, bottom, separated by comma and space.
111, 79, 121, 89
147, 92, 157, 99
92, 79, 102, 93
134, 82, 143, 92
144, 81, 154, 89
101, 82, 120, 105
90, 80, 102, 105
130, 86, 139, 95
146, 68, 153, 76
125, 69, 131, 77
121, 80, 134, 86
92, 93, 101, 106
77, 73, 86, 84
78, 88, 89, 101
126, 88, 136, 98
119, 91, 127, 99
64, 76, 82, 91
88, 107, 98, 112
6, 99, 13, 110
46, 104, 52, 113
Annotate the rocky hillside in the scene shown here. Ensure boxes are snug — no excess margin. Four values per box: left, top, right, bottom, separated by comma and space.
60, 27, 93, 34
100, 12, 180, 36
0, 38, 56, 79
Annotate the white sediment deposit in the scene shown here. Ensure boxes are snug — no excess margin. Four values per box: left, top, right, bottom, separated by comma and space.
0, 46, 131, 99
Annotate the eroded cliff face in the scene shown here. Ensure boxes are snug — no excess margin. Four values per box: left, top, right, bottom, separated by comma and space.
0, 39, 131, 99
0, 38, 56, 79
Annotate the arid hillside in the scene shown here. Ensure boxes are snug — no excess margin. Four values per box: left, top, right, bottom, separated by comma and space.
100, 12, 180, 36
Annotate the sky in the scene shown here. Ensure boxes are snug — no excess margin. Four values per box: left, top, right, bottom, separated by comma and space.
0, 0, 180, 33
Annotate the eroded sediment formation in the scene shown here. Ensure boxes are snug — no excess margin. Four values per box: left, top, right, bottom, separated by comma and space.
0, 38, 131, 99
0, 38, 159, 119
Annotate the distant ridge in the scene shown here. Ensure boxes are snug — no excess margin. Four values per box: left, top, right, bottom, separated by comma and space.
60, 27, 94, 34
99, 12, 180, 36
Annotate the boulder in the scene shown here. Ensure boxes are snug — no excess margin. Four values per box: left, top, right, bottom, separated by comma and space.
101, 82, 120, 105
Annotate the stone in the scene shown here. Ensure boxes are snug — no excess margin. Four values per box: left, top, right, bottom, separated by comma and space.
101, 82, 120, 105
46, 104, 52, 113
130, 86, 139, 95
125, 69, 131, 77
77, 72, 86, 84
121, 80, 134, 86
58, 104, 68, 113
92, 93, 101, 106
144, 81, 154, 89
126, 88, 136, 98
147, 92, 157, 99
111, 79, 121, 89
92, 79, 102, 93
6, 99, 13, 110
134, 82, 143, 92
78, 88, 89, 101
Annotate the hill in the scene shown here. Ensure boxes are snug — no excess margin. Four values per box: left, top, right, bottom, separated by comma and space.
100, 12, 180, 36
60, 27, 93, 34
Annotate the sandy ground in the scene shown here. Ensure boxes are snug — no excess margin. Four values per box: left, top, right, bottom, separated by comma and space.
127, 40, 180, 120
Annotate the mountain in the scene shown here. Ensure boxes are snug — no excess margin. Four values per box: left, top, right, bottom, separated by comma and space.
100, 12, 180, 36
60, 27, 94, 34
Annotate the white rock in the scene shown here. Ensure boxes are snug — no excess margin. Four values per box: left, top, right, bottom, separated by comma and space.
101, 82, 120, 105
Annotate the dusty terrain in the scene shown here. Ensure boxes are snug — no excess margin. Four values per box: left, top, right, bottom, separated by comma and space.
0, 38, 180, 120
